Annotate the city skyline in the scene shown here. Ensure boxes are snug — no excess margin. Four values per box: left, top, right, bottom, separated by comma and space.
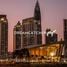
0, 0, 67, 52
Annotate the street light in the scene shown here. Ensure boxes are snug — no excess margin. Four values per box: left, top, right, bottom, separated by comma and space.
50, 52, 56, 62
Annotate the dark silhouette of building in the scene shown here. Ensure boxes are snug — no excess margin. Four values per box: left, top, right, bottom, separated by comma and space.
0, 15, 8, 58
13, 48, 29, 58
22, 0, 42, 47
13, 21, 22, 51
22, 18, 35, 46
64, 19, 67, 57
34, 0, 42, 45
45, 29, 57, 44
34, 0, 41, 22
64, 19, 67, 43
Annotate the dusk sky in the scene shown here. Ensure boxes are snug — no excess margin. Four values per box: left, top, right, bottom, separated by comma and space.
0, 0, 67, 52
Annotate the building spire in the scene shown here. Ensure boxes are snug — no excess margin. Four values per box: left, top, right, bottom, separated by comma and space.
36, 0, 39, 5
34, 0, 41, 21
35, 0, 40, 11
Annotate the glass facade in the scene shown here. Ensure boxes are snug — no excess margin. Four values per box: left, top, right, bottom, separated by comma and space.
0, 15, 8, 58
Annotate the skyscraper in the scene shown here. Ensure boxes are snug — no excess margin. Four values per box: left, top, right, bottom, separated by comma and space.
45, 29, 57, 44
64, 19, 67, 43
22, 0, 42, 47
22, 18, 35, 47
13, 21, 22, 51
0, 15, 8, 58
64, 19, 67, 57
34, 0, 42, 45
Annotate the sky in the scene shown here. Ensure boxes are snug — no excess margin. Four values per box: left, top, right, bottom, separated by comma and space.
0, 0, 67, 52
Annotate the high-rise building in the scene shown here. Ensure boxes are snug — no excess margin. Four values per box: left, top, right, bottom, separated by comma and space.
22, 18, 34, 47
22, 0, 42, 47
64, 19, 67, 57
13, 21, 22, 51
34, 0, 42, 45
64, 19, 67, 43
0, 15, 8, 58
45, 29, 57, 44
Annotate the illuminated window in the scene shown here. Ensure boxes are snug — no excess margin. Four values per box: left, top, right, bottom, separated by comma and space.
1, 18, 4, 21
0, 18, 7, 22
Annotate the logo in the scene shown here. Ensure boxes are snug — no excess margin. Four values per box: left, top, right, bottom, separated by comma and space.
47, 30, 56, 37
